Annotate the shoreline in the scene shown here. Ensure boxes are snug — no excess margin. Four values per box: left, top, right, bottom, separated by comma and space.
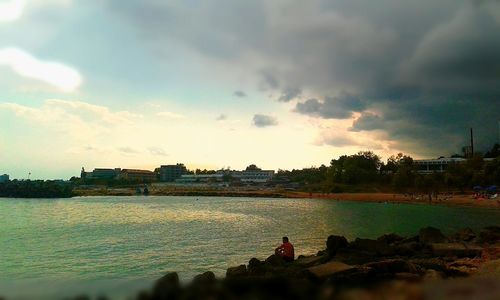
72, 187, 500, 209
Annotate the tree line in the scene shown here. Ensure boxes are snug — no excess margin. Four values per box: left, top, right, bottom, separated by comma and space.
275, 144, 500, 194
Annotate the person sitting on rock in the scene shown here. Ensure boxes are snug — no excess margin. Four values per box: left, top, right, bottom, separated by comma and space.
275, 236, 295, 262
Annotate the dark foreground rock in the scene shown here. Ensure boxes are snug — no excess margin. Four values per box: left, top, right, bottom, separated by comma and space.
61, 226, 499, 300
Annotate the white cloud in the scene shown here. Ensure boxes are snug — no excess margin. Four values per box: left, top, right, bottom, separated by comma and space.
156, 111, 186, 119
0, 0, 25, 22
0, 99, 141, 140
0, 48, 82, 92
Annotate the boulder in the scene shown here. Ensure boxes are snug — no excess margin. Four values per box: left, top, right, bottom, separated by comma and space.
307, 261, 355, 279
365, 259, 421, 275
419, 227, 447, 244
226, 265, 248, 278
152, 272, 181, 299
192, 271, 216, 285
476, 226, 500, 245
326, 235, 348, 256
422, 269, 443, 281
349, 238, 396, 256
293, 255, 325, 268
377, 233, 405, 245
327, 266, 373, 285
410, 258, 448, 273
393, 241, 420, 256
265, 254, 287, 267
247, 258, 269, 276
451, 228, 476, 242
430, 243, 482, 258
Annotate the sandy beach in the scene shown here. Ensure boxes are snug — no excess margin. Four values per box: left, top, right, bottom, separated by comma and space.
73, 186, 500, 209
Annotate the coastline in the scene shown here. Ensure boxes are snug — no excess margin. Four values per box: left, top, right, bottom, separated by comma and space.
72, 187, 500, 209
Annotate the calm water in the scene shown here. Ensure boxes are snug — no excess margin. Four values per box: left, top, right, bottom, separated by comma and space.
1, 196, 499, 299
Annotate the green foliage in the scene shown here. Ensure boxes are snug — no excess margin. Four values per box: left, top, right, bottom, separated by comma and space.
0, 180, 74, 198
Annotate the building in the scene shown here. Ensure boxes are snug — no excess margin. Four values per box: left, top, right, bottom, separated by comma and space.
232, 169, 275, 183
176, 173, 224, 184
157, 164, 188, 182
81, 168, 121, 180
0, 174, 9, 183
414, 157, 466, 174
119, 169, 157, 182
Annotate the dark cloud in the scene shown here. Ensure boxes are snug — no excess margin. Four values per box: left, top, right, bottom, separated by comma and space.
295, 94, 366, 119
252, 114, 278, 127
233, 90, 247, 97
111, 0, 500, 156
278, 87, 302, 102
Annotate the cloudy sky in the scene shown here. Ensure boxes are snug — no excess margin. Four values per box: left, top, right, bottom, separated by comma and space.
1, 0, 499, 179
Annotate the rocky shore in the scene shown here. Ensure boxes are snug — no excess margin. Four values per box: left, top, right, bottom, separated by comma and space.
96, 226, 500, 300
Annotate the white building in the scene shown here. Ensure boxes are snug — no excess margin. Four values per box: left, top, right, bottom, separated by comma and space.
414, 157, 466, 174
231, 170, 275, 183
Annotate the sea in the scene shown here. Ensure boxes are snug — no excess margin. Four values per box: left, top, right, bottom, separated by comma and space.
1, 196, 499, 299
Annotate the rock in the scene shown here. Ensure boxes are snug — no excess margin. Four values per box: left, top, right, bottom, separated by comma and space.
226, 265, 248, 278
394, 272, 421, 282
326, 235, 348, 256
152, 272, 181, 299
393, 241, 420, 256
293, 255, 325, 268
307, 261, 355, 279
430, 243, 482, 258
377, 233, 404, 245
419, 227, 447, 244
365, 259, 421, 275
265, 254, 287, 266
247, 258, 269, 276
422, 269, 443, 281
451, 228, 476, 242
192, 271, 216, 284
327, 266, 373, 285
476, 226, 500, 245
349, 238, 396, 256
410, 258, 448, 273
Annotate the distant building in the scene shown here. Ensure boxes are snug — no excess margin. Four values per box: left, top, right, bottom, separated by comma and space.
176, 173, 224, 184
232, 169, 275, 183
0, 174, 10, 183
414, 157, 465, 174
157, 164, 187, 182
228, 165, 275, 183
81, 167, 121, 180
119, 169, 157, 182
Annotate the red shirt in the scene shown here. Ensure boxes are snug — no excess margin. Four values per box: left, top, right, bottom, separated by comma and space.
279, 242, 294, 259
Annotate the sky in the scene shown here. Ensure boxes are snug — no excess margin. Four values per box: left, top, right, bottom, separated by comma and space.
0, 0, 499, 179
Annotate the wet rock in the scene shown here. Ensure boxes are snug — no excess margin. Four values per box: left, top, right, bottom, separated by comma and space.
226, 265, 248, 278
326, 235, 348, 256
476, 226, 500, 245
430, 243, 482, 258
152, 272, 181, 300
451, 228, 476, 242
307, 261, 355, 279
377, 233, 405, 245
419, 227, 447, 244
